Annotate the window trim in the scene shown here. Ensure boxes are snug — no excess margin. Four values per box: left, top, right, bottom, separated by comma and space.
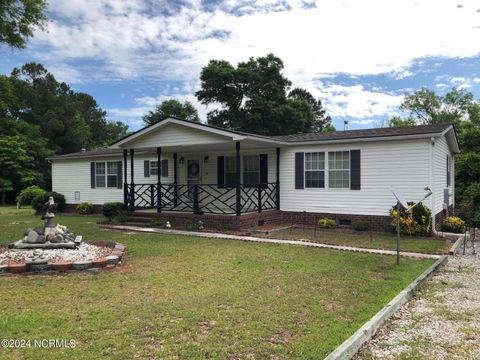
328, 151, 350, 189
304, 152, 325, 188
95, 161, 118, 188
150, 160, 158, 176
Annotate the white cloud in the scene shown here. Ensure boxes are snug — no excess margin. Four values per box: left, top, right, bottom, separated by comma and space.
316, 84, 403, 119
23, 0, 480, 126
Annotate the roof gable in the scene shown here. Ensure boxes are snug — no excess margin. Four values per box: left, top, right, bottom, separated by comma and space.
110, 117, 247, 149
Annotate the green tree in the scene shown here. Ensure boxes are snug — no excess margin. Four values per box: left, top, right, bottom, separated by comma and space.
143, 99, 200, 125
388, 116, 416, 127
0, 135, 37, 204
0, 0, 48, 48
0, 64, 129, 199
398, 87, 473, 125
196, 53, 319, 136
288, 87, 332, 132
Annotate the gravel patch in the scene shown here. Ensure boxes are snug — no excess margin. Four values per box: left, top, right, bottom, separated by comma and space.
0, 243, 112, 264
356, 239, 480, 359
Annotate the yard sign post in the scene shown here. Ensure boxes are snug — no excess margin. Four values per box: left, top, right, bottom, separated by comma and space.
390, 186, 432, 265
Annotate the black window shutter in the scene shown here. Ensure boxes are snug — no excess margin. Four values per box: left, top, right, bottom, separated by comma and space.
259, 154, 268, 188
350, 150, 361, 190
144, 160, 150, 177
217, 156, 225, 188
117, 161, 123, 189
447, 155, 451, 186
295, 152, 304, 189
161, 159, 168, 177
90, 162, 96, 188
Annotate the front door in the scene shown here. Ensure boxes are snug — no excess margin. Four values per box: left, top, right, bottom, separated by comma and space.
187, 159, 201, 201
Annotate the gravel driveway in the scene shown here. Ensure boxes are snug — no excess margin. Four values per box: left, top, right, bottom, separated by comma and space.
356, 239, 479, 359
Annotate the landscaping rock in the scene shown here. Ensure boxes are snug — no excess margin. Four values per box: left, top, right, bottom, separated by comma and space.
8, 262, 27, 273
106, 255, 119, 265
25, 230, 39, 243
50, 261, 73, 272
91, 258, 108, 267
72, 261, 92, 270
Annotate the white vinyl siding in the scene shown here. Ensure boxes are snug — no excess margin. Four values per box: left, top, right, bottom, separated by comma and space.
280, 139, 432, 216
432, 136, 454, 214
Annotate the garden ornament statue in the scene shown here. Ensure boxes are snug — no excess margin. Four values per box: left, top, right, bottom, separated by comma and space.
8, 196, 83, 250
42, 196, 57, 228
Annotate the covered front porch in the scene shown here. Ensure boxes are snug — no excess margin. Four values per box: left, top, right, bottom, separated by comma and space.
116, 120, 282, 216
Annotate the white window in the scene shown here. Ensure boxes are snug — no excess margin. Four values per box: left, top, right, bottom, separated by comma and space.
225, 156, 237, 187
328, 151, 350, 188
95, 162, 106, 188
150, 161, 158, 176
96, 162, 118, 188
243, 155, 260, 186
107, 162, 118, 188
305, 152, 325, 188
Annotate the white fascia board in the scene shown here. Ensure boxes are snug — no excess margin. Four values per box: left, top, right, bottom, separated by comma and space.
285, 132, 445, 146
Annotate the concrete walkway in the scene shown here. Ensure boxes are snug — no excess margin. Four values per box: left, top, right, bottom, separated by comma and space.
99, 224, 442, 259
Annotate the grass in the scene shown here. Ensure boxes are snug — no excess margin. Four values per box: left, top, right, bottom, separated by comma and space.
261, 227, 451, 254
0, 207, 435, 359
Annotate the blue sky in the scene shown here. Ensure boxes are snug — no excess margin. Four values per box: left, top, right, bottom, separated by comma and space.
1, 0, 480, 131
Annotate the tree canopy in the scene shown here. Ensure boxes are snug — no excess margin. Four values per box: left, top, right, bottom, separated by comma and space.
143, 99, 200, 125
0, 62, 129, 200
0, 0, 48, 48
196, 53, 332, 136
391, 87, 480, 224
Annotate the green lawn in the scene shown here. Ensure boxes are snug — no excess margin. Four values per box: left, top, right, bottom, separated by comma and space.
261, 227, 451, 254
0, 207, 435, 359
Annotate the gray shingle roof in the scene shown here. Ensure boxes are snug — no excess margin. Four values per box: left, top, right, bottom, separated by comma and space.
48, 123, 454, 160
47, 148, 123, 160
272, 123, 453, 142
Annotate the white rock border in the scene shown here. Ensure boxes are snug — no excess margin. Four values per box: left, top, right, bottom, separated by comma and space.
0, 242, 125, 275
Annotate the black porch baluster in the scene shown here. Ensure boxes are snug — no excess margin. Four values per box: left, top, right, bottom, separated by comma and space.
193, 185, 200, 214
173, 153, 178, 207
150, 184, 155, 208
130, 149, 135, 211
276, 147, 280, 210
157, 147, 162, 213
235, 141, 241, 216
123, 149, 128, 210
257, 185, 262, 213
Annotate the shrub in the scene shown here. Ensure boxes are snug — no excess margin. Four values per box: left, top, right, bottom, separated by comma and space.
16, 186, 46, 206
31, 192, 66, 213
318, 218, 336, 229
102, 202, 124, 220
352, 220, 370, 231
184, 220, 200, 231
111, 213, 127, 223
442, 216, 465, 233
389, 202, 431, 236
216, 222, 231, 232
76, 202, 93, 215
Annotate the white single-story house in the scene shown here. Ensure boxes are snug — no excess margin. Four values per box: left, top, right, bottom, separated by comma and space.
49, 117, 459, 232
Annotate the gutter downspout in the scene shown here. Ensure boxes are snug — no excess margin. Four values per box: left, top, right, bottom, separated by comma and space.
429, 137, 441, 237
